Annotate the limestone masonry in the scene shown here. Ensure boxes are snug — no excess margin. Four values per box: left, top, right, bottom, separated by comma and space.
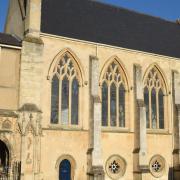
0, 0, 180, 179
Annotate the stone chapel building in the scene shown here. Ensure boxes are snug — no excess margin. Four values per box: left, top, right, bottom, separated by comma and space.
0, 0, 180, 179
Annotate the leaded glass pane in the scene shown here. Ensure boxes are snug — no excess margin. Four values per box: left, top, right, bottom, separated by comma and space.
51, 52, 81, 126
151, 88, 157, 129
59, 159, 71, 180
101, 60, 127, 128
110, 83, 116, 126
144, 87, 149, 128
71, 78, 79, 125
51, 75, 59, 124
61, 76, 69, 125
144, 67, 166, 129
159, 89, 164, 129
119, 84, 125, 127
102, 82, 108, 126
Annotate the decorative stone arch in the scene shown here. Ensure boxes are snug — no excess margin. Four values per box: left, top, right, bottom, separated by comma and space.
99, 55, 130, 91
99, 55, 130, 128
143, 63, 169, 95
0, 136, 15, 177
48, 48, 85, 126
55, 154, 76, 180
47, 48, 86, 86
0, 136, 14, 161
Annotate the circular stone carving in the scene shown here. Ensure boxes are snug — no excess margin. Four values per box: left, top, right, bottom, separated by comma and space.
105, 155, 126, 179
149, 155, 166, 178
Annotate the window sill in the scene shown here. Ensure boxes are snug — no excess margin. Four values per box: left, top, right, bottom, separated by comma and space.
101, 127, 130, 133
147, 129, 170, 135
45, 124, 85, 131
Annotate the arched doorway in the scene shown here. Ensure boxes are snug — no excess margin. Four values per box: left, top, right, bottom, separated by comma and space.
59, 159, 71, 180
0, 140, 9, 178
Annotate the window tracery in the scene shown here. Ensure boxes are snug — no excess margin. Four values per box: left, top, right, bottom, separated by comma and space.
152, 160, 161, 172
101, 60, 126, 127
106, 155, 126, 179
51, 53, 80, 125
149, 155, 165, 178
109, 160, 120, 174
144, 67, 165, 129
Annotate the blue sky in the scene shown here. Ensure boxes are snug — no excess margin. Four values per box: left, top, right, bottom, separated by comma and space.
98, 0, 180, 21
0, 0, 180, 32
0, 0, 9, 32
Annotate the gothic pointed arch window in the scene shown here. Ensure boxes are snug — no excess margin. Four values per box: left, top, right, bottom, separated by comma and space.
101, 60, 127, 127
59, 159, 71, 180
144, 66, 166, 129
50, 52, 81, 125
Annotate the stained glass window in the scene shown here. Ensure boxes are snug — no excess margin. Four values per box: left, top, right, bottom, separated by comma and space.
151, 88, 157, 129
144, 67, 165, 129
144, 87, 149, 128
71, 78, 79, 125
119, 85, 125, 127
102, 82, 108, 126
59, 159, 71, 180
110, 83, 116, 126
50, 52, 80, 125
101, 60, 127, 127
61, 77, 69, 125
51, 75, 59, 124
159, 89, 164, 129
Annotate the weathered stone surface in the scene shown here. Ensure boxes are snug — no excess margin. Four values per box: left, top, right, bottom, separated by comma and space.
134, 64, 143, 100
89, 56, 104, 179
134, 64, 148, 178
2, 1, 180, 179
174, 72, 180, 104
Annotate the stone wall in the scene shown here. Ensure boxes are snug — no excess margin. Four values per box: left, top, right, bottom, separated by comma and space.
38, 34, 180, 179
0, 47, 20, 110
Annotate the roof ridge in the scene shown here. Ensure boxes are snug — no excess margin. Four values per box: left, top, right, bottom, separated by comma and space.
91, 0, 179, 25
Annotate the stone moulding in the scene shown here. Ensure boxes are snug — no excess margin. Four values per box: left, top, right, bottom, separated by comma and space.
23, 35, 44, 45
0, 109, 18, 118
18, 103, 42, 113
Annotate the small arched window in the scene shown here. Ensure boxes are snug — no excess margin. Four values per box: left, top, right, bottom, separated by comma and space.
144, 67, 165, 129
59, 159, 71, 180
101, 60, 127, 127
50, 53, 80, 125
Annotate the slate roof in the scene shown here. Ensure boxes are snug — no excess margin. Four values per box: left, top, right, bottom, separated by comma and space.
0, 33, 22, 47
41, 0, 180, 58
